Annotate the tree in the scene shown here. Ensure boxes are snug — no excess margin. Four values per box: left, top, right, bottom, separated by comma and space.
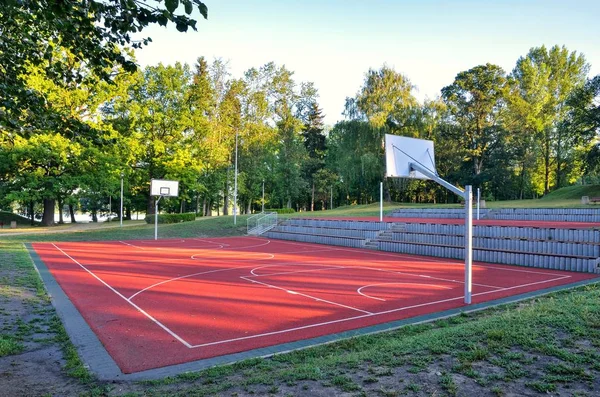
112, 63, 197, 214
328, 121, 384, 205
302, 103, 327, 211
442, 64, 507, 184
510, 45, 588, 192
1, 0, 208, 135
345, 65, 418, 134
565, 75, 600, 181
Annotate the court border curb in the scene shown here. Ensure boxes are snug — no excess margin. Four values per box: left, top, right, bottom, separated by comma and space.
26, 242, 600, 381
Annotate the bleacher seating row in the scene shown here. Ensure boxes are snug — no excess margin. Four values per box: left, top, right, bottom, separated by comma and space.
388, 208, 600, 222
262, 218, 600, 273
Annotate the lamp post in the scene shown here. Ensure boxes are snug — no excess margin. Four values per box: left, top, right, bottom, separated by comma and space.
120, 172, 124, 227
233, 130, 238, 225
262, 179, 265, 213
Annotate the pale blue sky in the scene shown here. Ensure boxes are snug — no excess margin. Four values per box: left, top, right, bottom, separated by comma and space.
135, 0, 600, 125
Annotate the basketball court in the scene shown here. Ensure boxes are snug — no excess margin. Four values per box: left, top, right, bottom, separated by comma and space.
30, 236, 598, 376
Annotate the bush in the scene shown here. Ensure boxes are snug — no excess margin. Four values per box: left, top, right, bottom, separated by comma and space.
144, 212, 196, 224
264, 208, 296, 214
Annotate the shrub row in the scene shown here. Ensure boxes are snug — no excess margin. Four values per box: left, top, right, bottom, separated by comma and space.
144, 212, 196, 224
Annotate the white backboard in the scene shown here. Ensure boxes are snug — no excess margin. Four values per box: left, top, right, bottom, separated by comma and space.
385, 134, 436, 180
150, 179, 179, 197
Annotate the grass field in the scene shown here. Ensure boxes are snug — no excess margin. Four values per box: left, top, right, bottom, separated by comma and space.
2, 191, 600, 395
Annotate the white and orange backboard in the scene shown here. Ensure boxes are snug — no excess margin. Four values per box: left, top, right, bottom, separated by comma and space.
150, 179, 179, 197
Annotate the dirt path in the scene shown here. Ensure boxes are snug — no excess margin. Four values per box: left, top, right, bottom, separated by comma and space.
0, 221, 145, 237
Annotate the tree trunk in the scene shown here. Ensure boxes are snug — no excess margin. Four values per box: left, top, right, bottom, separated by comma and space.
147, 194, 155, 215
543, 130, 551, 194
57, 198, 64, 224
41, 198, 55, 226
29, 200, 35, 226
69, 204, 77, 223
223, 178, 229, 215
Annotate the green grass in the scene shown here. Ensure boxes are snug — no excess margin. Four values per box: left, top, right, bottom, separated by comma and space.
0, 334, 24, 356
542, 185, 600, 200
0, 210, 37, 227
138, 283, 600, 395
0, 242, 93, 382
2, 197, 600, 395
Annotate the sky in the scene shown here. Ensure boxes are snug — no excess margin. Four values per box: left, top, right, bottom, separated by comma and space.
134, 0, 600, 126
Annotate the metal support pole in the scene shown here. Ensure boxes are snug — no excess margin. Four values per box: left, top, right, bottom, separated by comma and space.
154, 196, 163, 240
234, 131, 238, 225
380, 182, 383, 222
477, 187, 480, 220
330, 186, 333, 210
120, 172, 124, 227
409, 161, 472, 305
262, 179, 265, 213
464, 185, 473, 304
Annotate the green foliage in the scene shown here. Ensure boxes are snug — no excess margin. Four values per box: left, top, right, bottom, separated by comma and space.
0, 0, 207, 134
442, 63, 507, 181
144, 212, 196, 224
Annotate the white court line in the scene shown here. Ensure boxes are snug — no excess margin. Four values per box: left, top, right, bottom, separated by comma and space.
249, 263, 345, 277
470, 275, 571, 297
355, 265, 505, 290
188, 293, 465, 348
240, 276, 373, 315
357, 282, 454, 301
190, 238, 231, 247
188, 272, 575, 348
51, 243, 192, 348
191, 253, 275, 261
129, 265, 258, 301
227, 240, 272, 250
49, 238, 577, 351
272, 247, 345, 255
119, 240, 145, 249
126, 259, 331, 299
261, 238, 572, 277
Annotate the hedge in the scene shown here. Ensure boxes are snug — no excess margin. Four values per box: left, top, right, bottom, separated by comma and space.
144, 212, 196, 224
264, 208, 296, 214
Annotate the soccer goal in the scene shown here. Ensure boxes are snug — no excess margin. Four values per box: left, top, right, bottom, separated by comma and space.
247, 212, 278, 235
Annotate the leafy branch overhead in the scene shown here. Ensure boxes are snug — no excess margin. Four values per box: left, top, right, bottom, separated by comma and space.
0, 0, 208, 133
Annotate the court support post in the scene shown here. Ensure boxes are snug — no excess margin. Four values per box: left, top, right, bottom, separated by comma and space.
234, 130, 238, 225
465, 185, 473, 304
407, 162, 473, 305
477, 187, 480, 220
120, 172, 124, 227
154, 195, 162, 240
380, 182, 383, 222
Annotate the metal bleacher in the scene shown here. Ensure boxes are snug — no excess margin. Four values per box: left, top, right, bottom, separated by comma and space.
263, 215, 600, 273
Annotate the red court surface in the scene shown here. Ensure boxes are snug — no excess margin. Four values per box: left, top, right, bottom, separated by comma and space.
33, 237, 598, 374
